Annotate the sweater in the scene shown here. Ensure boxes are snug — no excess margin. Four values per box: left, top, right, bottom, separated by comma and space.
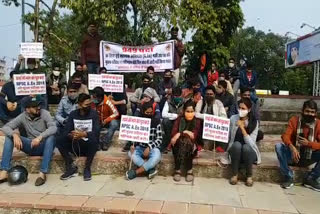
1, 109, 57, 139
171, 116, 202, 144
55, 96, 78, 125
80, 33, 102, 64
0, 81, 26, 104
282, 116, 320, 150
129, 87, 160, 104
162, 99, 184, 121
195, 99, 227, 119
240, 70, 258, 89
136, 118, 162, 149
91, 95, 119, 124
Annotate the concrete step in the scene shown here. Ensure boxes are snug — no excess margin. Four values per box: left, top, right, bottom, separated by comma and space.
260, 121, 287, 135
4, 146, 311, 184
260, 110, 299, 122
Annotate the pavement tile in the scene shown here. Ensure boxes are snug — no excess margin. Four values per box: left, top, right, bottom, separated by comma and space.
135, 200, 163, 214
213, 205, 236, 214
82, 196, 113, 212
9, 193, 45, 208
236, 208, 258, 214
258, 211, 283, 214
188, 204, 213, 214
161, 201, 188, 214
106, 198, 139, 214
34, 194, 66, 209
0, 193, 16, 207
286, 190, 320, 214
55, 195, 89, 211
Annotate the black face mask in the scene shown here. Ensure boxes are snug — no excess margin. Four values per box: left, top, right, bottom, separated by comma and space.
302, 114, 316, 124
81, 106, 91, 115
205, 96, 215, 103
73, 82, 82, 89
164, 77, 171, 82
143, 83, 150, 90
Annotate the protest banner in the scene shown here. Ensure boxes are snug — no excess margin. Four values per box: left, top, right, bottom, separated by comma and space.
88, 74, 124, 93
13, 74, 46, 96
202, 114, 230, 143
100, 40, 174, 72
119, 115, 151, 143
20, 42, 44, 59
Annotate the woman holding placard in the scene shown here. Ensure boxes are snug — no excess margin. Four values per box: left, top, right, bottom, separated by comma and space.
169, 100, 201, 182
223, 98, 260, 187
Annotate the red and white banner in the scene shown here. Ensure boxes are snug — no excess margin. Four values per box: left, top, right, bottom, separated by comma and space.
202, 114, 230, 143
88, 74, 124, 93
119, 115, 151, 143
100, 40, 174, 72
13, 74, 46, 96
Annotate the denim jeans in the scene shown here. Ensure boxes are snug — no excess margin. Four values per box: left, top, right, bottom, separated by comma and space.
87, 62, 99, 74
128, 146, 161, 171
0, 136, 56, 173
275, 142, 320, 179
102, 119, 120, 145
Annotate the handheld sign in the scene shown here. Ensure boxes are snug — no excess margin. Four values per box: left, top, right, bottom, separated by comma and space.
88, 74, 124, 93
202, 114, 230, 143
119, 115, 151, 143
20, 42, 44, 59
13, 74, 46, 96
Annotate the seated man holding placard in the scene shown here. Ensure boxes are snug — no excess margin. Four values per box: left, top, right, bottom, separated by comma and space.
0, 96, 57, 186
91, 87, 119, 151
56, 93, 100, 181
66, 72, 89, 95
126, 101, 162, 180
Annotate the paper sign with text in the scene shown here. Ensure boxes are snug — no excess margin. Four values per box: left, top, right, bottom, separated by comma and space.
13, 74, 46, 96
74, 119, 93, 141
20, 42, 44, 59
88, 74, 124, 93
202, 114, 230, 143
119, 115, 151, 143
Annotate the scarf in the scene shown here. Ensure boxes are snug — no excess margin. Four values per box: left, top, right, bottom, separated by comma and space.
178, 117, 196, 133
296, 117, 315, 160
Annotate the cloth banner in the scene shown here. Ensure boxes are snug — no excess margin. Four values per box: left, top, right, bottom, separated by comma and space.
13, 74, 46, 96
100, 40, 174, 72
20, 42, 43, 59
202, 114, 230, 143
88, 74, 124, 93
119, 115, 151, 143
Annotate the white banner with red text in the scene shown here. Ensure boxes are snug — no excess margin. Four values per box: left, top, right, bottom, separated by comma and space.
88, 74, 124, 93
202, 114, 230, 143
119, 115, 151, 143
13, 74, 46, 96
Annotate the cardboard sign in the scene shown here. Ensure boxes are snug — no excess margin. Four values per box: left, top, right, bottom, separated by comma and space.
74, 119, 93, 141
88, 74, 124, 93
13, 74, 46, 96
20, 42, 44, 59
202, 114, 230, 143
119, 115, 151, 143
100, 40, 174, 72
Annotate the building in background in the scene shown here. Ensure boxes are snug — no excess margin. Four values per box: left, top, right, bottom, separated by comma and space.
0, 59, 6, 84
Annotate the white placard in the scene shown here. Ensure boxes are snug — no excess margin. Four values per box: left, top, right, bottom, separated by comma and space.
74, 119, 93, 141
20, 42, 44, 59
202, 114, 230, 143
13, 74, 46, 96
119, 115, 151, 143
88, 74, 124, 93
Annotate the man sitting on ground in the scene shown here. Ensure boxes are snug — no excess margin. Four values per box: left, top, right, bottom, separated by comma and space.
0, 96, 57, 186
66, 71, 89, 95
216, 80, 234, 117
126, 101, 162, 180
275, 100, 320, 191
57, 93, 100, 181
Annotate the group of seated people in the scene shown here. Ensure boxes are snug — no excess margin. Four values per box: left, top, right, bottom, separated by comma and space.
0, 61, 319, 193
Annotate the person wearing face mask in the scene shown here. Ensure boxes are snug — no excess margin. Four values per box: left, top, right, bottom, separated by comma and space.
91, 87, 119, 151
161, 87, 185, 153
275, 100, 320, 191
55, 83, 79, 134
126, 101, 162, 180
207, 61, 219, 86
215, 73, 234, 96
56, 93, 100, 181
158, 70, 177, 111
195, 86, 227, 151
129, 74, 160, 115
222, 58, 240, 100
65, 71, 89, 95
181, 77, 203, 104
170, 100, 201, 182
46, 63, 67, 104
216, 80, 234, 117
0, 95, 57, 186
220, 98, 260, 187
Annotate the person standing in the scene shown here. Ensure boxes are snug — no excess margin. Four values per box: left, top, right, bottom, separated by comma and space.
46, 63, 67, 104
170, 27, 185, 84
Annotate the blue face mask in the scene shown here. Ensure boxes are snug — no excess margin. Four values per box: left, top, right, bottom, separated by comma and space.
93, 99, 100, 104
173, 97, 183, 105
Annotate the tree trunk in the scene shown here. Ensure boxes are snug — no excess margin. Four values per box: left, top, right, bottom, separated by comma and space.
42, 0, 58, 43
130, 0, 138, 45
34, 0, 40, 42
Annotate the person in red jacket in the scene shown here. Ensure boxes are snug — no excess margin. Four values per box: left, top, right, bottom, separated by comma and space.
275, 100, 320, 191
207, 61, 219, 86
80, 23, 102, 74
169, 100, 201, 182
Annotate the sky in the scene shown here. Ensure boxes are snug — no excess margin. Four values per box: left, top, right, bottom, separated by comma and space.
0, 0, 319, 64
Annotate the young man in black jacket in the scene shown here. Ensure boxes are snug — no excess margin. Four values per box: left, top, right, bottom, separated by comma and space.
56, 93, 100, 181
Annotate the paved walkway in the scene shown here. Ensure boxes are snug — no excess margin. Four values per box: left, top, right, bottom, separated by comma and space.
0, 174, 319, 214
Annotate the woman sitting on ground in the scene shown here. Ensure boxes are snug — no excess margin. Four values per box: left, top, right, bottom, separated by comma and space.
169, 100, 201, 182
225, 97, 260, 186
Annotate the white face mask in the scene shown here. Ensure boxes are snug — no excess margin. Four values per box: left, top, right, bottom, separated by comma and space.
53, 70, 60, 77
239, 109, 249, 118
229, 62, 235, 68
219, 77, 225, 81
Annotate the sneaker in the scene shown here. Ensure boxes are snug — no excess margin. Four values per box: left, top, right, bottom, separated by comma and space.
148, 168, 158, 179
303, 176, 320, 192
126, 169, 136, 180
60, 166, 78, 180
83, 168, 92, 181
122, 142, 131, 152
102, 143, 110, 151
280, 177, 294, 189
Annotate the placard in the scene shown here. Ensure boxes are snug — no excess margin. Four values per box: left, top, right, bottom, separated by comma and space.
74, 119, 93, 141
202, 114, 230, 143
119, 115, 151, 143
100, 40, 174, 72
20, 42, 44, 59
13, 74, 46, 96
88, 74, 124, 93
